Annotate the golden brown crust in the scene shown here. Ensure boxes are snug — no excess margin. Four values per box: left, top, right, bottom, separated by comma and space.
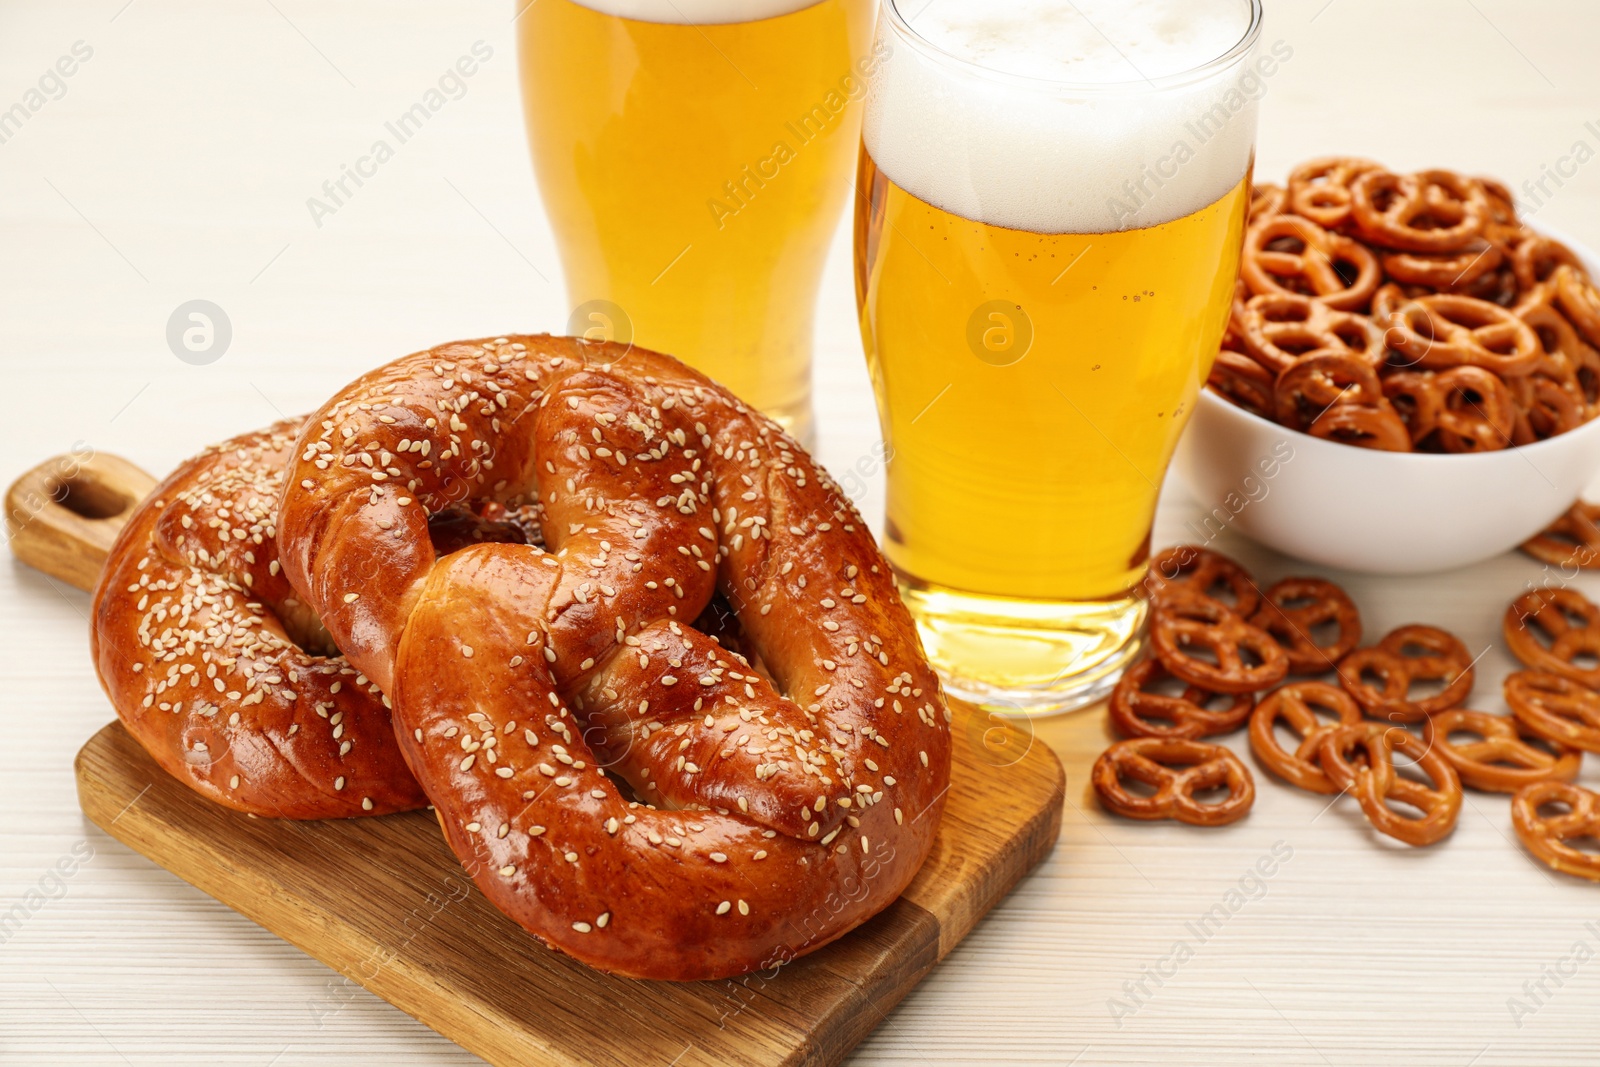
1247, 682, 1363, 795
1422, 708, 1580, 794
275, 334, 952, 981
1336, 624, 1475, 723
1092, 738, 1254, 826
90, 420, 427, 819
1318, 722, 1461, 847
1513, 780, 1600, 880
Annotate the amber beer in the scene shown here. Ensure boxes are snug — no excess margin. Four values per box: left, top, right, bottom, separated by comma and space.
519, 0, 875, 442
855, 0, 1262, 712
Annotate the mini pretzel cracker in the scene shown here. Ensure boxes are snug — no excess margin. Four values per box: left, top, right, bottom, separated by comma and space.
1092, 738, 1255, 827
1503, 589, 1600, 689
1516, 284, 1600, 394
1318, 722, 1463, 847
1385, 295, 1541, 378
1512, 781, 1600, 881
1431, 366, 1517, 453
1381, 371, 1445, 445
1272, 353, 1385, 431
1207, 350, 1275, 417
1512, 236, 1587, 293
1149, 589, 1289, 695
1241, 214, 1382, 311
1553, 265, 1600, 347
1144, 545, 1261, 617
1382, 241, 1504, 291
1520, 502, 1600, 569
1249, 183, 1287, 223
1336, 624, 1476, 723
1349, 169, 1489, 253
1421, 708, 1581, 794
1108, 658, 1254, 741
1504, 669, 1600, 753
1248, 682, 1364, 794
1286, 156, 1381, 229
1509, 374, 1587, 445
1237, 293, 1386, 374
1249, 577, 1363, 673
1306, 401, 1412, 451
1210, 160, 1600, 451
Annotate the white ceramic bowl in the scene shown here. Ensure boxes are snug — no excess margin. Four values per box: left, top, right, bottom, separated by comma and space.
1175, 391, 1600, 574
1174, 227, 1600, 575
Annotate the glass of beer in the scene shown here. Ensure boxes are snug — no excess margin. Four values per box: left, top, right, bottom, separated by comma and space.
518, 0, 876, 444
855, 0, 1263, 713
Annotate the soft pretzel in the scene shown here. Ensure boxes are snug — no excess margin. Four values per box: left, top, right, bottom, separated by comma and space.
90, 421, 427, 818
275, 334, 952, 981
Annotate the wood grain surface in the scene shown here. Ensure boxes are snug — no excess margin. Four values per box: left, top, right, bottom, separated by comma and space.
73, 709, 1062, 1067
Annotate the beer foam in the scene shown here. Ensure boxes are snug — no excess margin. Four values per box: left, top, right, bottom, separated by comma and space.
561, 0, 826, 25
864, 0, 1261, 233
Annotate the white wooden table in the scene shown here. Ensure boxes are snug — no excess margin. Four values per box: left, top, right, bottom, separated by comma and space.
3, 1, 1599, 1063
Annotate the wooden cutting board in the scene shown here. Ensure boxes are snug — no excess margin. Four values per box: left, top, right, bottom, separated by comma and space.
75, 708, 1061, 1066
11, 450, 1066, 1066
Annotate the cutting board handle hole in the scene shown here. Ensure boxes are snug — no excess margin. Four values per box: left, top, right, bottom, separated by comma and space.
50, 475, 134, 521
